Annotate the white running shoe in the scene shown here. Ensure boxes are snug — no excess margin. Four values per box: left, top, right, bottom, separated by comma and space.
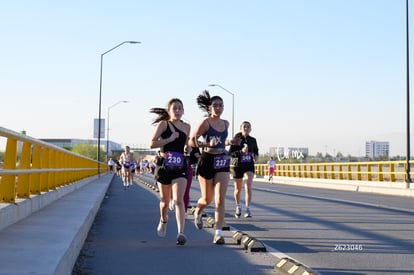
157, 220, 167, 237
244, 207, 252, 218
235, 206, 242, 218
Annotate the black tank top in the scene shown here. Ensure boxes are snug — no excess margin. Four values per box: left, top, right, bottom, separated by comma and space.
160, 122, 187, 153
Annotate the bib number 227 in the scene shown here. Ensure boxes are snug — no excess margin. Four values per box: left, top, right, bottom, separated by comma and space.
213, 155, 229, 169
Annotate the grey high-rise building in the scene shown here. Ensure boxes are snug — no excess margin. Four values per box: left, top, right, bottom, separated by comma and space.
365, 141, 389, 159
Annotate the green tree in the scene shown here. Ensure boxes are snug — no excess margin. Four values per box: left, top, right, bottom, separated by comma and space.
315, 152, 324, 161
336, 151, 344, 160
71, 143, 104, 161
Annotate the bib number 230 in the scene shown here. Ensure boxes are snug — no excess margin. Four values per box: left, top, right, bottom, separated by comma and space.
165, 151, 184, 168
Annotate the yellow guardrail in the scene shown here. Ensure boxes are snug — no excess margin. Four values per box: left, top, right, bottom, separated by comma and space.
255, 160, 412, 183
0, 127, 106, 203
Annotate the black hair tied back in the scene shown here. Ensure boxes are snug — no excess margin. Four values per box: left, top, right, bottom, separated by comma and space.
150, 107, 170, 124
196, 90, 211, 115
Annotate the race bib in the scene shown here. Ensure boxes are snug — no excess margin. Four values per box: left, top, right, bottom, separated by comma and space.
240, 152, 252, 163
213, 155, 230, 169
164, 151, 184, 168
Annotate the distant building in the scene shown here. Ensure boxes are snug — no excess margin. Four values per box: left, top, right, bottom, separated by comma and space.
365, 141, 389, 159
41, 138, 123, 156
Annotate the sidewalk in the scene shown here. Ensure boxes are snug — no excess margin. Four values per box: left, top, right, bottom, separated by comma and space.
0, 173, 113, 275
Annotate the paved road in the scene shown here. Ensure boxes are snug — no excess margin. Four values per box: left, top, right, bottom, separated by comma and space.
73, 175, 278, 275
74, 173, 414, 275
225, 179, 414, 275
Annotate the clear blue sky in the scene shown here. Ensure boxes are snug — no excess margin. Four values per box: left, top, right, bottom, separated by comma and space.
0, 1, 411, 156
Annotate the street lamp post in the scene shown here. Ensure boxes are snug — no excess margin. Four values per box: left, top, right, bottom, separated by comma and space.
406, 0, 411, 187
208, 84, 235, 137
106, 100, 129, 160
97, 41, 140, 174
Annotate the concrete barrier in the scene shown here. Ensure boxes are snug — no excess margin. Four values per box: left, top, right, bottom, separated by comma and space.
256, 176, 414, 197
0, 173, 113, 275
0, 175, 101, 232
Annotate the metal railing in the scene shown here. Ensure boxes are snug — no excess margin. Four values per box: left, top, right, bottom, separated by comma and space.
254, 160, 412, 183
0, 127, 106, 203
